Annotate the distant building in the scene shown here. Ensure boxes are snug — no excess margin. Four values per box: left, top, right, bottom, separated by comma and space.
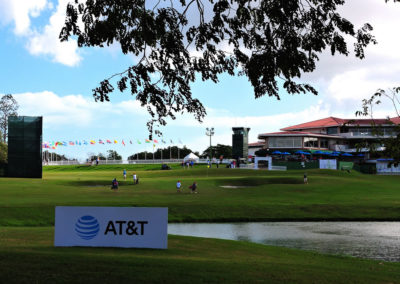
248, 141, 265, 156
251, 116, 400, 154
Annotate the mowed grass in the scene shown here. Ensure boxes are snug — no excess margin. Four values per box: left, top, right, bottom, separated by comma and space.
1, 165, 400, 282
0, 165, 400, 226
0, 227, 400, 283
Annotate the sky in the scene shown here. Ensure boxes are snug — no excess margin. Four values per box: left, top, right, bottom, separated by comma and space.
1, 0, 400, 160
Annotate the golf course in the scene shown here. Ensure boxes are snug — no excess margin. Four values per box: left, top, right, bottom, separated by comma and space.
1, 165, 400, 283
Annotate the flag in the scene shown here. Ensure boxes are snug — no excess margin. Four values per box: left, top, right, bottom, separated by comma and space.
52, 146, 56, 149
130, 140, 132, 144
162, 139, 166, 144
106, 139, 112, 144
69, 141, 75, 146
145, 139, 150, 143
170, 139, 174, 144
90, 140, 96, 145
153, 139, 158, 143
137, 139, 142, 144
122, 140, 125, 146
63, 141, 67, 146
153, 144, 156, 148
83, 140, 88, 145
99, 139, 105, 144
114, 140, 118, 144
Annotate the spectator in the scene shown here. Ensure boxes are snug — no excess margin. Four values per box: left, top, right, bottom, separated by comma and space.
176, 181, 182, 193
111, 178, 118, 190
189, 182, 198, 194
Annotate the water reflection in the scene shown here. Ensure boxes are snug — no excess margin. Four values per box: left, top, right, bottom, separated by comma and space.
168, 222, 400, 262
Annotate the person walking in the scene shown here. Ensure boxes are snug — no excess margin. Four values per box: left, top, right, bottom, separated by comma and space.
304, 173, 308, 184
123, 169, 127, 180
176, 180, 182, 193
133, 173, 137, 184
111, 178, 119, 190
189, 181, 198, 194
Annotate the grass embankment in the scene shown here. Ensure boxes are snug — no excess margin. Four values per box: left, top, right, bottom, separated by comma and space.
0, 227, 399, 283
1, 165, 400, 282
1, 166, 400, 226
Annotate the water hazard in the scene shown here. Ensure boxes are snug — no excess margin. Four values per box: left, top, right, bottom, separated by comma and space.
168, 222, 400, 262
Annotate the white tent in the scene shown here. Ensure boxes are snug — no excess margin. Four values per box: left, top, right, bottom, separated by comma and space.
183, 153, 200, 162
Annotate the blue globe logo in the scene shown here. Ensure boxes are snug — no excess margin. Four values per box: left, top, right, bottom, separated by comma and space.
75, 215, 100, 240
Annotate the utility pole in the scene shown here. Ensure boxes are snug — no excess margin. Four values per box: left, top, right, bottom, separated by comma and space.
206, 127, 215, 160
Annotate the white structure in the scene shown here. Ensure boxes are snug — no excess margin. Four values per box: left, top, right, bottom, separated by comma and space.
183, 153, 200, 163
376, 161, 400, 175
254, 156, 272, 170
319, 159, 337, 170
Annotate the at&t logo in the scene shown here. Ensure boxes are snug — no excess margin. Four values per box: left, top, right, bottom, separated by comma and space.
75, 215, 100, 240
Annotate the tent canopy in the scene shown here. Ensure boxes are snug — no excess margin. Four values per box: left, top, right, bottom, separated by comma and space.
183, 153, 200, 162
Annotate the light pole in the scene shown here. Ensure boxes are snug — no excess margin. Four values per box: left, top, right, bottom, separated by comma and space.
206, 127, 215, 160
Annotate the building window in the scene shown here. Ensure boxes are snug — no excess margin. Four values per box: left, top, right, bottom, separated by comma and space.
304, 137, 318, 148
327, 127, 338, 135
320, 139, 328, 148
268, 137, 302, 148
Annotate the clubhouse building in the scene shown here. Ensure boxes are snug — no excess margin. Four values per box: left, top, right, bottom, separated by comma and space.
255, 116, 400, 155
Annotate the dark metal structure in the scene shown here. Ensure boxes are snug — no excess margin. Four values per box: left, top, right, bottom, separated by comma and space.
232, 127, 250, 161
8, 116, 43, 178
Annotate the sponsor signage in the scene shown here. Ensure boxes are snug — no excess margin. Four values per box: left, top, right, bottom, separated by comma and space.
54, 206, 168, 249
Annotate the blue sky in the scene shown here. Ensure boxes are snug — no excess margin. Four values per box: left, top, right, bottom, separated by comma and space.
1, 0, 400, 160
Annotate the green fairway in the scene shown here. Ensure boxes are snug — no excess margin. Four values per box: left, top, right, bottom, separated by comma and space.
1, 165, 400, 282
1, 165, 400, 226
0, 227, 399, 283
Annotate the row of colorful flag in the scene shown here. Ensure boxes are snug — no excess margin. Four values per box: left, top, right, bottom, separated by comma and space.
42, 138, 183, 149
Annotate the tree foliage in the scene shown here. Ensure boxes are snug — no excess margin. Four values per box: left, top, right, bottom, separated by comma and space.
128, 146, 195, 160
356, 88, 400, 166
0, 142, 7, 164
43, 150, 68, 161
201, 144, 232, 158
107, 150, 122, 160
0, 94, 19, 143
61, 0, 375, 136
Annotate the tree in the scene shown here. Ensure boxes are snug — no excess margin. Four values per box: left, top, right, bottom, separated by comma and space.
201, 144, 232, 158
0, 142, 7, 164
128, 146, 194, 160
0, 94, 19, 143
43, 150, 68, 161
107, 150, 122, 160
98, 152, 107, 160
356, 88, 400, 166
61, 1, 375, 136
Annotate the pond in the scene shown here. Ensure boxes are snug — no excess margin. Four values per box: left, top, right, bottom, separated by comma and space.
168, 222, 400, 262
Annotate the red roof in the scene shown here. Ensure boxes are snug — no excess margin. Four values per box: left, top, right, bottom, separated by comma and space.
258, 131, 341, 139
391, 117, 400, 124
281, 116, 397, 131
248, 141, 264, 147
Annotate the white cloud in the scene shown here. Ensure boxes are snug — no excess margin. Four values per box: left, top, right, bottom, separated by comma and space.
12, 91, 147, 128
26, 0, 82, 66
0, 0, 49, 35
301, 0, 400, 114
0, 0, 82, 66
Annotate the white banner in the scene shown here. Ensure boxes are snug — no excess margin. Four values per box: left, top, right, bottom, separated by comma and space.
319, 159, 337, 170
54, 206, 168, 249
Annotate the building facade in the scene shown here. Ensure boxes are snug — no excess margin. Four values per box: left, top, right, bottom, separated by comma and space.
256, 116, 400, 153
